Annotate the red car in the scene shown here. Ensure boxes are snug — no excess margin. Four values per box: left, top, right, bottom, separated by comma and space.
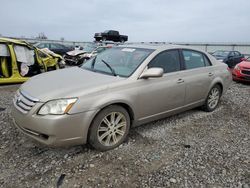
232, 57, 250, 82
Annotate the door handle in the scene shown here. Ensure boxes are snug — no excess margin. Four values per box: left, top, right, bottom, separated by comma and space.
208, 73, 214, 77
177, 79, 184, 83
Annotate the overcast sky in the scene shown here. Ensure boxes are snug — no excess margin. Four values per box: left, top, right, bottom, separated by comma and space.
1, 0, 250, 42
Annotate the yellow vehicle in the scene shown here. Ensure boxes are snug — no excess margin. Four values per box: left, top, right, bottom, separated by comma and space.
0, 38, 63, 84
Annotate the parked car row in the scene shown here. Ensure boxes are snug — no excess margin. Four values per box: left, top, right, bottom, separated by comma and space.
210, 50, 250, 82
211, 50, 245, 68
34, 42, 74, 56
63, 43, 112, 66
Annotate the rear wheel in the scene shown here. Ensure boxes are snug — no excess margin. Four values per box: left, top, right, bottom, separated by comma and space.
202, 85, 222, 112
88, 105, 130, 151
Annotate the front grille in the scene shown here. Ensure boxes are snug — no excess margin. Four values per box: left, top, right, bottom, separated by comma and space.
241, 69, 250, 75
13, 90, 39, 114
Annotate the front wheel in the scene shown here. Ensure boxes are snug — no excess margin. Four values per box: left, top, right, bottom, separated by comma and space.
202, 85, 222, 112
88, 105, 130, 151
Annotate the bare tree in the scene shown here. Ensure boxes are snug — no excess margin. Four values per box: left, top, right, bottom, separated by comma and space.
37, 32, 48, 39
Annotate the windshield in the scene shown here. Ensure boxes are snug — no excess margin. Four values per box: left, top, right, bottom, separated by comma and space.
212, 51, 230, 57
83, 44, 97, 52
82, 47, 154, 77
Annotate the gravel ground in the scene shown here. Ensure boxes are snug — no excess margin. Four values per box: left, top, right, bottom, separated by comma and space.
0, 82, 249, 188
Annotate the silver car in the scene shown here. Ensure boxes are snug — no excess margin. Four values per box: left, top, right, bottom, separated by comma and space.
12, 45, 232, 151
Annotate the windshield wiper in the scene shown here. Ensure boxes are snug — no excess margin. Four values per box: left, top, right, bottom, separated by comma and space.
91, 56, 97, 70
101, 59, 117, 76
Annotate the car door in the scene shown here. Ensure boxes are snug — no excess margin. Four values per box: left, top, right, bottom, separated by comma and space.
136, 49, 186, 121
227, 51, 235, 67
50, 43, 63, 55
180, 49, 215, 106
13, 45, 41, 77
0, 43, 12, 82
234, 51, 243, 65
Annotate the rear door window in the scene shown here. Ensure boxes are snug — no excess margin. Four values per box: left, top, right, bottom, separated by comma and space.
182, 50, 207, 70
234, 51, 241, 56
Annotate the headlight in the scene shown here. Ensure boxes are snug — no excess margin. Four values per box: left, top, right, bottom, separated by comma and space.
234, 64, 241, 71
38, 98, 77, 115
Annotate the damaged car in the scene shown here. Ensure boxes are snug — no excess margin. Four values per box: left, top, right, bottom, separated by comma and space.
0, 38, 62, 84
64, 43, 111, 66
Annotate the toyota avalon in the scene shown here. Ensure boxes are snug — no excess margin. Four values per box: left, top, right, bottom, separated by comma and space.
12, 45, 232, 151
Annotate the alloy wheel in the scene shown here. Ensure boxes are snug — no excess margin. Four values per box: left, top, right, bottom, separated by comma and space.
97, 112, 127, 146
207, 87, 220, 109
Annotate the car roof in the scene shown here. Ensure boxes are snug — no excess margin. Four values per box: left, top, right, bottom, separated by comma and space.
117, 44, 200, 51
0, 37, 29, 45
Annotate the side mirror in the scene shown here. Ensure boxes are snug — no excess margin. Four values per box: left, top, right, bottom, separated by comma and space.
140, 68, 164, 79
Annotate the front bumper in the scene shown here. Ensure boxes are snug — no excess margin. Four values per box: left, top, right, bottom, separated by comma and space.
232, 70, 250, 82
12, 104, 96, 147
232, 75, 250, 82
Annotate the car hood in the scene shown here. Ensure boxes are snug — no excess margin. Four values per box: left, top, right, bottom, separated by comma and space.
20, 67, 124, 102
66, 49, 86, 56
239, 61, 250, 68
213, 56, 226, 60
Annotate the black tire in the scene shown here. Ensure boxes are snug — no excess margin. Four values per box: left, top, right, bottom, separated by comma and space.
77, 58, 86, 66
95, 37, 101, 42
202, 84, 222, 112
88, 105, 130, 151
102, 37, 107, 41
47, 65, 59, 71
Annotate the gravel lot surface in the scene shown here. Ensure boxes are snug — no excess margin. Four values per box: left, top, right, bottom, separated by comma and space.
0, 82, 249, 188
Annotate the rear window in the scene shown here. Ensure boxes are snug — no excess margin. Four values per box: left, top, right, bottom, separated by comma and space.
183, 50, 208, 70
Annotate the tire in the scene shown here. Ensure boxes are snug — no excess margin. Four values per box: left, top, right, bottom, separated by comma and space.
77, 58, 86, 66
88, 105, 130, 151
95, 37, 101, 42
202, 84, 222, 112
102, 37, 107, 41
47, 65, 59, 71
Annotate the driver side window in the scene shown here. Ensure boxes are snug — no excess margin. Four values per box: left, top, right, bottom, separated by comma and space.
148, 50, 181, 73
